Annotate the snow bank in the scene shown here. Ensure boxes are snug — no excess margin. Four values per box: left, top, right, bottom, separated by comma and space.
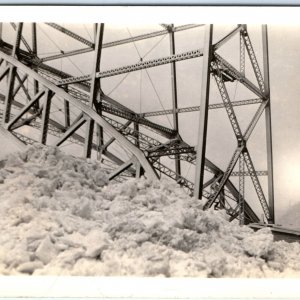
1, 144, 300, 277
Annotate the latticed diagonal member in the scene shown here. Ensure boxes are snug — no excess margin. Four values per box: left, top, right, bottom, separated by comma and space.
203, 48, 271, 221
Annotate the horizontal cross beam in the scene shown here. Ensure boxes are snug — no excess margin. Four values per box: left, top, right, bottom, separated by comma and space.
57, 48, 204, 85
231, 170, 268, 176
140, 98, 263, 117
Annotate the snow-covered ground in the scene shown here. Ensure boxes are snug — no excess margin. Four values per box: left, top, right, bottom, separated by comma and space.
1, 144, 300, 277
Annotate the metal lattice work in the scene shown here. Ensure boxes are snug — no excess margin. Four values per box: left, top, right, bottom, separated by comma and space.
0, 23, 274, 224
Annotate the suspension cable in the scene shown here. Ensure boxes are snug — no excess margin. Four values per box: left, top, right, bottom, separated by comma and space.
107, 31, 167, 97
144, 69, 173, 129
83, 24, 93, 42
38, 24, 84, 76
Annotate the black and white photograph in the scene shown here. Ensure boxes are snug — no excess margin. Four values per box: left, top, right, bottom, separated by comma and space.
0, 6, 300, 297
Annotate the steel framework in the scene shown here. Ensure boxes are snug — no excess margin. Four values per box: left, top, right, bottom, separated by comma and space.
0, 23, 274, 224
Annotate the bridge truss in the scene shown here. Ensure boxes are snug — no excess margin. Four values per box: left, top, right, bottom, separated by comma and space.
0, 23, 274, 224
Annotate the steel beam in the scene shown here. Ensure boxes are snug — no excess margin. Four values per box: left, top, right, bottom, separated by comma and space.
102, 24, 203, 49
55, 116, 85, 146
0, 66, 10, 81
32, 23, 40, 111
140, 98, 263, 117
45, 24, 203, 52
214, 25, 242, 50
134, 122, 140, 148
12, 73, 27, 97
57, 48, 204, 85
6, 89, 45, 130
62, 85, 71, 128
262, 24, 275, 224
100, 102, 177, 139
15, 72, 32, 101
0, 51, 158, 179
102, 120, 132, 151
239, 153, 245, 225
10, 22, 32, 54
83, 118, 95, 158
240, 31, 245, 75
231, 170, 268, 176
203, 147, 243, 210
194, 24, 213, 200
243, 149, 270, 221
212, 65, 243, 141
3, 23, 23, 124
41, 47, 92, 62
169, 24, 181, 178
108, 157, 135, 181
241, 25, 265, 94
243, 100, 268, 141
214, 53, 265, 99
134, 159, 142, 178
98, 48, 204, 79
40, 89, 53, 144
84, 23, 104, 158
45, 23, 94, 48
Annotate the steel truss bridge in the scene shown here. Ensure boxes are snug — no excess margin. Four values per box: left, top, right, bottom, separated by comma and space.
0, 23, 275, 225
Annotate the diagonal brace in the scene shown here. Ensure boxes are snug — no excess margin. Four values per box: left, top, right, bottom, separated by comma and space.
55, 115, 87, 147
6, 89, 45, 130
108, 156, 136, 181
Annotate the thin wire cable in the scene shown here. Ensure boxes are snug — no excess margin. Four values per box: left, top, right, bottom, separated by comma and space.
125, 28, 173, 129
144, 69, 173, 129
107, 72, 131, 96
83, 24, 93, 42
38, 24, 62, 54
142, 34, 167, 59
38, 24, 84, 76
126, 28, 142, 59
106, 32, 167, 97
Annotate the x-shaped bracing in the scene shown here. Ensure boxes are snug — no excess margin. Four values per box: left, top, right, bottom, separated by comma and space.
202, 46, 271, 221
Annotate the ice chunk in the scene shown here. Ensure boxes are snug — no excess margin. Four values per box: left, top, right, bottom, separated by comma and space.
35, 235, 58, 264
242, 228, 274, 258
84, 229, 111, 258
17, 261, 44, 274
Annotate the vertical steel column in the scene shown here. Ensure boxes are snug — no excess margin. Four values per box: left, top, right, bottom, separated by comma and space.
240, 31, 245, 75
3, 23, 23, 124
239, 153, 245, 225
262, 24, 275, 224
32, 23, 39, 110
135, 157, 142, 178
63, 85, 70, 128
95, 23, 104, 161
40, 89, 52, 144
134, 122, 140, 148
169, 24, 181, 178
219, 188, 225, 208
133, 122, 142, 176
84, 23, 104, 158
194, 24, 213, 200
64, 100, 70, 128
